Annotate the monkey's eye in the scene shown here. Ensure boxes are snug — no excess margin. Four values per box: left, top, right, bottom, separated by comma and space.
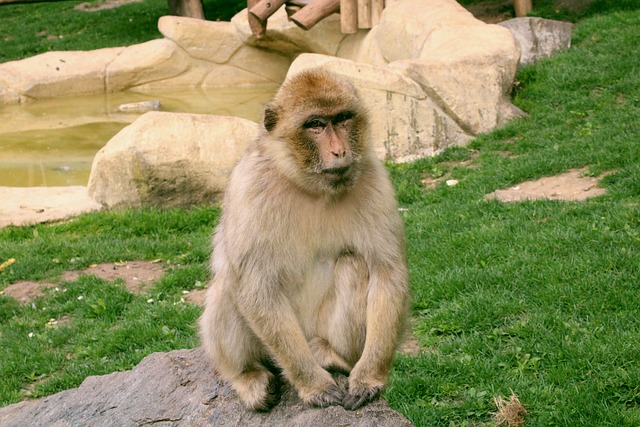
303, 118, 326, 129
333, 111, 354, 124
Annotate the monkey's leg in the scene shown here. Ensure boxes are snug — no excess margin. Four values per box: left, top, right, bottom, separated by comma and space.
342, 265, 409, 410
200, 284, 279, 411
321, 254, 369, 369
235, 282, 344, 408
308, 337, 352, 374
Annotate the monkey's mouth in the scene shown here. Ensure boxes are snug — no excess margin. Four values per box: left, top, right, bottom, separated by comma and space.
321, 166, 350, 176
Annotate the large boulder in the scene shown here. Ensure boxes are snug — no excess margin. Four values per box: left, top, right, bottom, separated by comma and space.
0, 348, 414, 426
288, 54, 471, 161
88, 112, 259, 209
499, 17, 574, 67
391, 22, 524, 135
0, 48, 123, 101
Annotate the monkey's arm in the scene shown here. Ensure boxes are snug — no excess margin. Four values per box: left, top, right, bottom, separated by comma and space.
343, 262, 409, 410
234, 273, 345, 407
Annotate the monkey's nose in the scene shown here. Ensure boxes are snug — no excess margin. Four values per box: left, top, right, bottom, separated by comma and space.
331, 150, 347, 159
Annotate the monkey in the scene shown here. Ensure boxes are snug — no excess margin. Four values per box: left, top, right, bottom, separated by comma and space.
199, 69, 409, 411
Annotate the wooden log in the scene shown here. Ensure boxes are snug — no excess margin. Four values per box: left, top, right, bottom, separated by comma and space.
371, 0, 384, 26
167, 0, 204, 19
514, 0, 532, 17
357, 0, 371, 29
290, 0, 340, 30
249, 0, 287, 22
340, 0, 358, 34
287, 0, 312, 7
285, 4, 302, 18
247, 0, 267, 39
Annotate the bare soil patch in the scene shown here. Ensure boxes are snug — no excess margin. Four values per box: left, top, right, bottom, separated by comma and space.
486, 168, 607, 202
1, 281, 56, 305
2, 260, 165, 304
61, 260, 164, 293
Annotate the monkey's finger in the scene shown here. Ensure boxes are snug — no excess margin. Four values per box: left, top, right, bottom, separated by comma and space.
304, 384, 345, 408
342, 385, 382, 410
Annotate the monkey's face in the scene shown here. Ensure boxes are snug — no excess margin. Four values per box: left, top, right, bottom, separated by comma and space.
263, 70, 368, 196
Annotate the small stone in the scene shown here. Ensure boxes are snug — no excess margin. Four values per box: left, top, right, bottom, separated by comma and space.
117, 100, 161, 113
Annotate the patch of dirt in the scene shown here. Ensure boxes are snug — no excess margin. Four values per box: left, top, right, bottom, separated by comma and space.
61, 261, 164, 294
74, 0, 143, 12
1, 261, 165, 305
485, 168, 607, 202
1, 281, 55, 305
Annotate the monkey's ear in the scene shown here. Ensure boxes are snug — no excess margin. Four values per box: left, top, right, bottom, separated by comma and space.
264, 106, 278, 132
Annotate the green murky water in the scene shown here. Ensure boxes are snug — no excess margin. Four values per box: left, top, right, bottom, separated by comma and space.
0, 86, 277, 187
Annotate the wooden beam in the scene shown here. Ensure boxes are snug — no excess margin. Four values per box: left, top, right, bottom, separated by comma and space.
290, 0, 340, 30
249, 0, 287, 22
340, 0, 358, 34
247, 0, 267, 39
357, 0, 371, 29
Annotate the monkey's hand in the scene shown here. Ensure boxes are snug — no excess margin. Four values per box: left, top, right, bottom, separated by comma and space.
298, 373, 345, 408
342, 371, 385, 410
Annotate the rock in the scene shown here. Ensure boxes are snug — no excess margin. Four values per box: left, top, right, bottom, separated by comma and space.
390, 21, 524, 136
499, 17, 574, 67
336, 30, 388, 66
0, 48, 124, 101
0, 186, 102, 228
0, 84, 19, 105
288, 54, 471, 161
0, 348, 414, 426
232, 7, 347, 56
224, 45, 291, 85
158, 16, 243, 63
117, 100, 161, 113
88, 112, 259, 209
106, 39, 191, 92
372, 0, 484, 63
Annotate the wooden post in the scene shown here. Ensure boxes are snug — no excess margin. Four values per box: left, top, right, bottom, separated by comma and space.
371, 0, 384, 26
290, 0, 340, 30
249, 0, 287, 22
514, 0, 532, 17
247, 0, 267, 39
357, 0, 371, 29
340, 0, 358, 34
167, 0, 204, 19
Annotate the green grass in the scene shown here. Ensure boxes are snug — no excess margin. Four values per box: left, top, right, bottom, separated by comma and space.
2, 2, 640, 426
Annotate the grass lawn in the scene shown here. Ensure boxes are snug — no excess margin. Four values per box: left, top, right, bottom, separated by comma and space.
2, 1, 640, 426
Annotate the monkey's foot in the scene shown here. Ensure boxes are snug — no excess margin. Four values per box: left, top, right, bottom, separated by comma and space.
342, 382, 383, 410
234, 369, 280, 412
301, 382, 345, 408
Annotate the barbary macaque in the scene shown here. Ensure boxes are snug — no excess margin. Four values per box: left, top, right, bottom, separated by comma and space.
199, 69, 409, 411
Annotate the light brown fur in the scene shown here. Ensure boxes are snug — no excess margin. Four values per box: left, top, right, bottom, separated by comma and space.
199, 69, 409, 411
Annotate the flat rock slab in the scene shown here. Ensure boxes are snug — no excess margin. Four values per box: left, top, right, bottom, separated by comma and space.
486, 168, 606, 202
0, 186, 101, 228
0, 348, 414, 427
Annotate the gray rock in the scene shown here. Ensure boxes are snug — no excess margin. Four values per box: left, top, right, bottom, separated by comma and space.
0, 348, 414, 427
499, 17, 574, 67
